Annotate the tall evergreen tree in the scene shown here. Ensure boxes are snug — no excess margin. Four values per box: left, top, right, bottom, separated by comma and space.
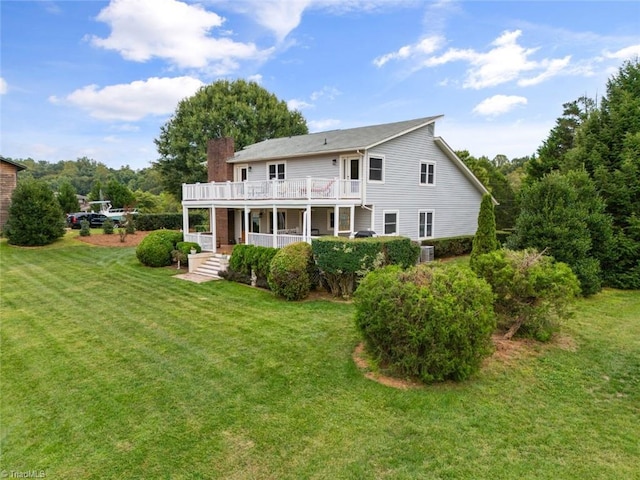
526, 96, 594, 182
470, 194, 498, 270
508, 170, 613, 296
566, 59, 640, 288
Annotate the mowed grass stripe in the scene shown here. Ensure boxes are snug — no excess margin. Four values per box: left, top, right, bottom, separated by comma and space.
1, 237, 639, 479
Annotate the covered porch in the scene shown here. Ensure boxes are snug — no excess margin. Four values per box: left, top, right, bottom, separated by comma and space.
182, 203, 372, 252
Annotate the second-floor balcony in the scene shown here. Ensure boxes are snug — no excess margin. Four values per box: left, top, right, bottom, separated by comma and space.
182, 177, 361, 202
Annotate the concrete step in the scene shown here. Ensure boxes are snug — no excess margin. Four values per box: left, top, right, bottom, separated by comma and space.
193, 254, 230, 279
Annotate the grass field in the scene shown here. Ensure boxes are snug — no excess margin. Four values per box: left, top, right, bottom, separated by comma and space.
1, 233, 639, 479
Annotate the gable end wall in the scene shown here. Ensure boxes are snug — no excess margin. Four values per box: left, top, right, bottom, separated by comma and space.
365, 124, 483, 240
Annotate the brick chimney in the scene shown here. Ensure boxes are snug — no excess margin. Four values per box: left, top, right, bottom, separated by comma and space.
207, 137, 235, 182
206, 137, 235, 245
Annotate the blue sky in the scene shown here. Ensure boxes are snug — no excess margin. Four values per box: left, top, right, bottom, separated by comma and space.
1, 0, 639, 171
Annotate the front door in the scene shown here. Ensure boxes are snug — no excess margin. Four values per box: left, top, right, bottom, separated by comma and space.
235, 164, 248, 182
342, 157, 360, 196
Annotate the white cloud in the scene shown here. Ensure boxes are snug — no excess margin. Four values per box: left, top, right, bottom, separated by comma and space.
373, 36, 444, 67
247, 74, 263, 84
378, 29, 574, 89
310, 86, 341, 101
604, 44, 640, 60
249, 0, 312, 42
0, 77, 7, 95
50, 76, 204, 121
472, 95, 528, 117
287, 99, 313, 110
518, 56, 571, 86
90, 0, 269, 72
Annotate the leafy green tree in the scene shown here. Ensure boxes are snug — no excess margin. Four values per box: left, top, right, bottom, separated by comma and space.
470, 194, 498, 269
508, 170, 613, 296
105, 179, 135, 209
56, 180, 80, 214
154, 79, 308, 198
5, 179, 65, 246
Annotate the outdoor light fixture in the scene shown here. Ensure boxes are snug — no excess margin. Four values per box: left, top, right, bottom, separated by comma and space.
332, 158, 337, 165
248, 166, 252, 172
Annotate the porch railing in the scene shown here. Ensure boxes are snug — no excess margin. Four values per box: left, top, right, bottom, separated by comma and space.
184, 232, 215, 252
183, 178, 360, 202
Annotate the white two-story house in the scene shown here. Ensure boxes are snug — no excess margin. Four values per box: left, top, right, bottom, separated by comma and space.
181, 116, 492, 252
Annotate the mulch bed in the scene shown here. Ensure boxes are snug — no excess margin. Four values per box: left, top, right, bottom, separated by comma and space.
74, 231, 152, 247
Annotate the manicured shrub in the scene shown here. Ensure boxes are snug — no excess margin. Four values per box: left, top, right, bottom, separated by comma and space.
312, 236, 417, 298
422, 235, 474, 258
102, 218, 115, 234
136, 230, 183, 267
470, 194, 498, 269
176, 241, 201, 256
124, 213, 136, 235
268, 242, 313, 300
354, 263, 496, 383
225, 244, 277, 288
79, 219, 91, 237
473, 249, 581, 341
5, 179, 65, 246
384, 238, 421, 268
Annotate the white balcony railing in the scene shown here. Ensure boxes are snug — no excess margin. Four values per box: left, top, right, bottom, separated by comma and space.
183, 178, 360, 202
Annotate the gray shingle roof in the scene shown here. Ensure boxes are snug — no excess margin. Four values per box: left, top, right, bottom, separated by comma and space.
229, 115, 442, 163
0, 156, 27, 171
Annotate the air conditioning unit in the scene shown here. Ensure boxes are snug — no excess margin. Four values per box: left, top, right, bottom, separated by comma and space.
420, 246, 434, 263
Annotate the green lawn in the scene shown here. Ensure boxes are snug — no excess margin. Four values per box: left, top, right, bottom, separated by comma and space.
1, 234, 639, 479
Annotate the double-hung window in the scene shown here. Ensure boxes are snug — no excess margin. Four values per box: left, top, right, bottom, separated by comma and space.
420, 161, 435, 185
383, 210, 399, 235
369, 156, 384, 182
268, 162, 285, 180
419, 210, 434, 238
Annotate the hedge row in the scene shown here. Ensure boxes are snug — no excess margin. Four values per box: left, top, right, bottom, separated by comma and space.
134, 213, 206, 231
421, 235, 474, 258
312, 236, 420, 297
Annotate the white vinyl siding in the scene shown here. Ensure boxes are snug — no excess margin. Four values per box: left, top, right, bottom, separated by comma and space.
383, 210, 399, 235
420, 161, 435, 185
366, 123, 483, 240
419, 210, 434, 238
368, 156, 384, 182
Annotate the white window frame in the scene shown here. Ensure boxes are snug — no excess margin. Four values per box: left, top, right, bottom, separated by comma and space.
327, 210, 335, 231
368, 155, 385, 183
267, 161, 286, 180
419, 161, 436, 186
382, 210, 399, 236
418, 209, 435, 239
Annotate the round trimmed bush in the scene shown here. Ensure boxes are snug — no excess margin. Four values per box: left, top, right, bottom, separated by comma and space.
136, 230, 183, 267
354, 263, 496, 383
268, 242, 314, 300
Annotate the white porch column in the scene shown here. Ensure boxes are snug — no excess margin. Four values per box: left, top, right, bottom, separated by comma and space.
244, 207, 250, 245
350, 204, 355, 234
306, 205, 312, 243
182, 206, 189, 234
333, 205, 339, 236
272, 206, 278, 248
370, 205, 375, 232
210, 206, 217, 253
